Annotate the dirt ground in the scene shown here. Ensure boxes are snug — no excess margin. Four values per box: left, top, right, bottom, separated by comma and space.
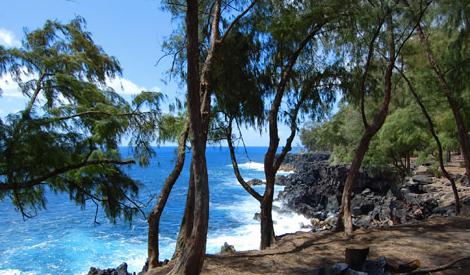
149, 155, 470, 275
149, 216, 470, 274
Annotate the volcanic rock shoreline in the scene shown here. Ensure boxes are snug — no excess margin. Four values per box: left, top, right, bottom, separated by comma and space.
277, 152, 470, 231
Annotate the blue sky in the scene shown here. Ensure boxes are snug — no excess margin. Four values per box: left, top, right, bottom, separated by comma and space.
0, 0, 301, 146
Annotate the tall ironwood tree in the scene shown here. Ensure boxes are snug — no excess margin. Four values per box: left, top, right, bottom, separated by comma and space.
337, 4, 397, 236
145, 0, 259, 273
222, 0, 348, 249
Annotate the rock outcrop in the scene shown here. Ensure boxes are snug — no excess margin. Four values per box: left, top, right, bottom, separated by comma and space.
88, 263, 133, 275
277, 153, 459, 230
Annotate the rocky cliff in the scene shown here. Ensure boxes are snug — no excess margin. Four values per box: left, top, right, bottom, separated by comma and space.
277, 153, 465, 230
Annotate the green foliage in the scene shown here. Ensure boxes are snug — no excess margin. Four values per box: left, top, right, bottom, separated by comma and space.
211, 30, 265, 129
301, 103, 364, 163
0, 17, 163, 222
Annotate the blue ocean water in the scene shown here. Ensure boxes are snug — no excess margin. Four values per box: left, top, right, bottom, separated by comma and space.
0, 147, 309, 275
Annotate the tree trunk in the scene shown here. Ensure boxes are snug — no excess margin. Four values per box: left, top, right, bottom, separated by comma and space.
338, 132, 375, 235
259, 23, 325, 249
172, 161, 195, 260
339, 14, 395, 236
169, 0, 209, 274
416, 25, 470, 178
148, 124, 189, 268
399, 69, 460, 214
260, 174, 276, 249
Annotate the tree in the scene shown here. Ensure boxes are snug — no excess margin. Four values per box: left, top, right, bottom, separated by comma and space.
147, 119, 188, 268
377, 106, 428, 175
404, 0, 470, 178
397, 66, 461, 214
150, 1, 259, 272
167, 0, 209, 273
0, 18, 162, 222
336, 0, 421, 235
222, 0, 348, 249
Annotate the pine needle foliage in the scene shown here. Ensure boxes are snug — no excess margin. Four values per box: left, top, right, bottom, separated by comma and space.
0, 17, 163, 222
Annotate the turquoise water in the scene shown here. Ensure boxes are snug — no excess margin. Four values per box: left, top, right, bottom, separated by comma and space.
0, 147, 309, 274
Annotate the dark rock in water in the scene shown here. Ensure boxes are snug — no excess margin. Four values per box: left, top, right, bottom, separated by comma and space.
279, 159, 394, 220
277, 152, 447, 229
247, 178, 264, 186
275, 175, 288, 185
220, 242, 236, 254
253, 212, 261, 221
88, 263, 133, 275
311, 211, 328, 221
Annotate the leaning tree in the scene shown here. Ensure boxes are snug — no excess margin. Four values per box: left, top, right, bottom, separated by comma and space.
0, 17, 162, 223
403, 0, 470, 178
222, 0, 350, 249
336, 0, 429, 235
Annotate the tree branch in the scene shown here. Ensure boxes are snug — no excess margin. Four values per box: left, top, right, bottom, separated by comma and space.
273, 92, 307, 172
0, 159, 135, 191
23, 70, 47, 118
219, 0, 258, 44
226, 118, 263, 202
360, 18, 383, 129
266, 22, 326, 174
410, 256, 470, 274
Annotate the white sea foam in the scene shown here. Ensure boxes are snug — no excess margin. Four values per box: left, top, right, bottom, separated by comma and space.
236, 161, 265, 171
0, 270, 36, 275
228, 161, 294, 175
206, 188, 311, 253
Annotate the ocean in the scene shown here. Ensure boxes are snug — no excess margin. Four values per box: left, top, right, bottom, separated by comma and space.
0, 147, 310, 274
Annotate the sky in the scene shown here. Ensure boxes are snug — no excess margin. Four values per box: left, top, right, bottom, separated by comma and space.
0, 0, 301, 146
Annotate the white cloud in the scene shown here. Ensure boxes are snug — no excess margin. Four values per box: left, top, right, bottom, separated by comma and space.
0, 71, 162, 118
0, 72, 157, 98
0, 74, 24, 98
0, 28, 20, 47
106, 77, 159, 95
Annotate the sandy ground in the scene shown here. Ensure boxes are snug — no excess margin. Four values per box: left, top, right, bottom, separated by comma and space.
149, 216, 470, 274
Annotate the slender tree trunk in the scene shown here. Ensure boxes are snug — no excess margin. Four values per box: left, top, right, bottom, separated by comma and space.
259, 23, 324, 249
169, 1, 209, 273
260, 173, 276, 249
416, 25, 470, 178
338, 131, 375, 235
173, 162, 195, 260
148, 124, 189, 268
446, 150, 451, 163
399, 69, 460, 214
339, 14, 395, 236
